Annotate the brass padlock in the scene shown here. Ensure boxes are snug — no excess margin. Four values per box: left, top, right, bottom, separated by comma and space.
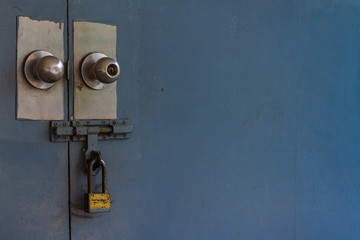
85, 156, 111, 213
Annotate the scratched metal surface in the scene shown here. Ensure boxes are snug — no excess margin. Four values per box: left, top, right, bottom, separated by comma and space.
17, 16, 65, 120
0, 1, 69, 239
68, 1, 360, 240
73, 21, 117, 120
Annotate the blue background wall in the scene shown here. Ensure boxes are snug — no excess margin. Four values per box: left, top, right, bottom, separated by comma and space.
1, 1, 360, 239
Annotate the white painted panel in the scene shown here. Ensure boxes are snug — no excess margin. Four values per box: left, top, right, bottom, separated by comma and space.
17, 16, 64, 120
73, 21, 117, 119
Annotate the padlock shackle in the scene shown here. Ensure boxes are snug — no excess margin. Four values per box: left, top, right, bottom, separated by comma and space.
88, 157, 107, 194
101, 160, 107, 193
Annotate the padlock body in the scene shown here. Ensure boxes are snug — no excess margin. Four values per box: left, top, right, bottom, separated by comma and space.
85, 193, 111, 213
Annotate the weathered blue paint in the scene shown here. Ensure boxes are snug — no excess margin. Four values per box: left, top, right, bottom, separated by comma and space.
68, 1, 141, 239
68, 0, 360, 239
0, 1, 69, 240
1, 0, 360, 239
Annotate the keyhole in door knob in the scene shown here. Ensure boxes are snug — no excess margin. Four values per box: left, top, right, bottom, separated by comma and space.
81, 52, 120, 90
107, 64, 118, 77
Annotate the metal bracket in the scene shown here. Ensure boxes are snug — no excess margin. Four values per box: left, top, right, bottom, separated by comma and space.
50, 119, 133, 175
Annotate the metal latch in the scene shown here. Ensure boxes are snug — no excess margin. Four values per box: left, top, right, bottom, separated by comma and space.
50, 119, 133, 175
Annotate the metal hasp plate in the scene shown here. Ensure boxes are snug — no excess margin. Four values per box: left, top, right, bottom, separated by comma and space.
50, 119, 133, 142
50, 119, 133, 175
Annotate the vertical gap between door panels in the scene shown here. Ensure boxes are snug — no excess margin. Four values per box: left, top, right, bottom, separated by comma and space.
66, 0, 72, 238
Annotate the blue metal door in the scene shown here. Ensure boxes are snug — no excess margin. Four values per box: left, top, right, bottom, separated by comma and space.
1, 1, 360, 239
0, 1, 69, 239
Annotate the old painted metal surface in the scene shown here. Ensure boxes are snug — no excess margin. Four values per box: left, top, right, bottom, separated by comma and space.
0, 1, 69, 239
51, 119, 132, 177
17, 16, 65, 120
73, 21, 117, 120
68, 4, 140, 237
50, 119, 133, 142
68, 1, 360, 239
0, 1, 360, 240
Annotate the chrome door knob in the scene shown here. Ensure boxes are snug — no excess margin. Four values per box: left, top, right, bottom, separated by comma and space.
35, 55, 64, 84
24, 50, 64, 90
81, 52, 120, 90
92, 57, 120, 84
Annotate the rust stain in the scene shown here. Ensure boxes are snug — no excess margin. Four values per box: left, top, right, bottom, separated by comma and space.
75, 82, 84, 91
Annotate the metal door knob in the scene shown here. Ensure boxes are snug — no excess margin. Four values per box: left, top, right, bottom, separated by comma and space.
24, 50, 64, 90
81, 52, 120, 90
